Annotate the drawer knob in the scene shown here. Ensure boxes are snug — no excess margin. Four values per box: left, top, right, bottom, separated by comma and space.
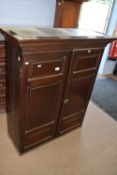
55, 67, 60, 71
25, 62, 29, 65
37, 64, 42, 68
88, 50, 91, 53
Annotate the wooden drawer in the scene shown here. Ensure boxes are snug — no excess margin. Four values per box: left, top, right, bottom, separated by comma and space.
24, 124, 54, 149
29, 50, 70, 79
59, 112, 83, 134
73, 48, 103, 72
30, 59, 63, 78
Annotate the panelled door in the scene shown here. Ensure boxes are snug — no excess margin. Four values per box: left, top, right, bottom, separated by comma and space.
54, 1, 80, 28
24, 50, 71, 148
57, 48, 104, 134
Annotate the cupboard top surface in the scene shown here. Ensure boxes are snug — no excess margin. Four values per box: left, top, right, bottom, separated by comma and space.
0, 26, 115, 41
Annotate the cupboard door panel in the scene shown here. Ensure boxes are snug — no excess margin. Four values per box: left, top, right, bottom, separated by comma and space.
23, 49, 71, 149
58, 72, 95, 134
54, 1, 81, 28
57, 48, 103, 134
63, 74, 95, 117
73, 48, 103, 72
26, 81, 61, 130
25, 79, 65, 148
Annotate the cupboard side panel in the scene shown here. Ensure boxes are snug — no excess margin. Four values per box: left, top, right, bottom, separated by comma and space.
6, 41, 23, 151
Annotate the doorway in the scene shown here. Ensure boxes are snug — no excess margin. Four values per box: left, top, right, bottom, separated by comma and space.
79, 0, 114, 33
79, 0, 117, 121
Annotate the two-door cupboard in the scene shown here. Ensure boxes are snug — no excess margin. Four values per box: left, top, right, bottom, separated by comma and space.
0, 27, 114, 153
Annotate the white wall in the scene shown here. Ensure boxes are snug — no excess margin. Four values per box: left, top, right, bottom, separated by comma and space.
0, 0, 56, 39
0, 0, 56, 26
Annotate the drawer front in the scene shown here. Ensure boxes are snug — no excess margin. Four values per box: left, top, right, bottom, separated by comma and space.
73, 48, 103, 72
24, 124, 54, 149
58, 112, 83, 134
30, 59, 63, 78
29, 51, 70, 79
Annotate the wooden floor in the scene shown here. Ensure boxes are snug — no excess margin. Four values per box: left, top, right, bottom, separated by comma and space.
0, 102, 117, 175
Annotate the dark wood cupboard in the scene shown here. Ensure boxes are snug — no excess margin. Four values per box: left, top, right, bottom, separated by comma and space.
54, 0, 88, 28
0, 27, 114, 153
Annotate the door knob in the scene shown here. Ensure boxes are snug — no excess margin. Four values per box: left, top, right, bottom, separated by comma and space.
88, 50, 91, 53
37, 64, 42, 68
25, 62, 29, 65
55, 67, 60, 71
64, 99, 69, 104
